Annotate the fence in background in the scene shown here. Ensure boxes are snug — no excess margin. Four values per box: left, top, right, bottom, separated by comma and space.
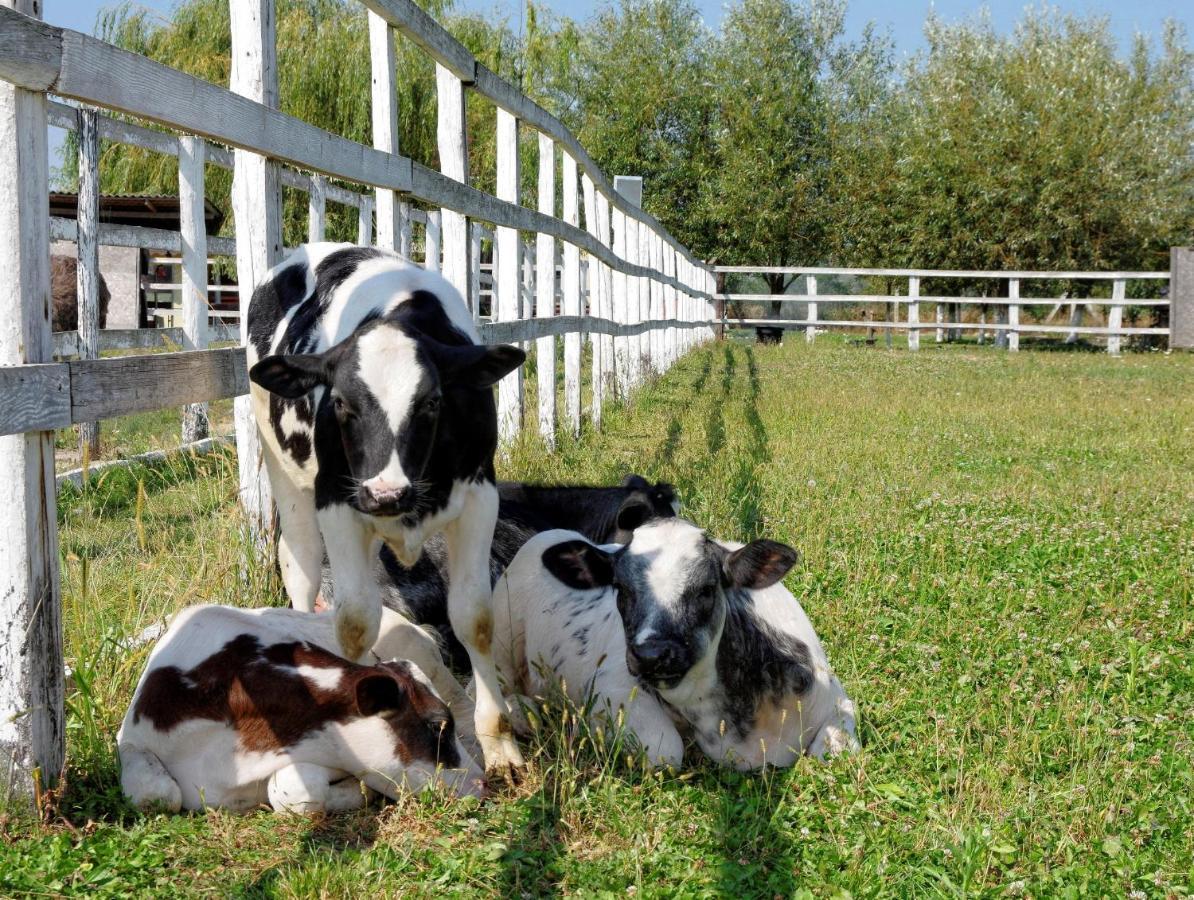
716, 266, 1170, 354
0, 0, 717, 801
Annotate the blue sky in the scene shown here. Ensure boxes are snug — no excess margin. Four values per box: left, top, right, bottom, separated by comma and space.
47, 0, 1192, 58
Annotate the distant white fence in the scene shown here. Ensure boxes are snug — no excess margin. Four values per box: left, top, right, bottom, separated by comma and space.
0, 0, 717, 800
716, 266, 1170, 354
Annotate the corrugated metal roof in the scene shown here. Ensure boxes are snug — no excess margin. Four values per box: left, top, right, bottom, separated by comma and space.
49, 193, 225, 233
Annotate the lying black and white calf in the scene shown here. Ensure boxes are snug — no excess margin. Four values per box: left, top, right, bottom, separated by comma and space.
491, 519, 858, 769
118, 606, 485, 813
246, 243, 525, 774
322, 475, 679, 673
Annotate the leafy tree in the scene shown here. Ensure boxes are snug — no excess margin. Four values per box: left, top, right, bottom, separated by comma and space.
857, 9, 1194, 277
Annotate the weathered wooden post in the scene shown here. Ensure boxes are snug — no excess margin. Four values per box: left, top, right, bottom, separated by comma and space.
581, 173, 604, 428
715, 271, 726, 341
907, 276, 920, 351
806, 274, 818, 344
562, 153, 582, 437
595, 191, 615, 399
536, 135, 557, 445
425, 210, 441, 272
436, 64, 470, 304
370, 13, 410, 256
468, 223, 482, 321
76, 107, 102, 457
230, 0, 281, 550
179, 134, 210, 442
495, 108, 522, 443
1008, 279, 1020, 352
0, 0, 65, 804
1107, 278, 1125, 356
357, 195, 374, 246
935, 302, 945, 343
611, 207, 630, 397
307, 175, 326, 242
615, 176, 643, 385
1172, 248, 1194, 350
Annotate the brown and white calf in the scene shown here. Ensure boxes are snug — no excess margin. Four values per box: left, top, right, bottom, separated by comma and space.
246, 243, 525, 775
492, 519, 858, 770
118, 605, 484, 813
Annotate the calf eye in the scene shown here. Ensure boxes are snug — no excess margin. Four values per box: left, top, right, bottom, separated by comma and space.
333, 396, 353, 418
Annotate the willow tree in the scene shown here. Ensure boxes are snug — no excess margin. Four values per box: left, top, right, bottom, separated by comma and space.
848, 9, 1194, 277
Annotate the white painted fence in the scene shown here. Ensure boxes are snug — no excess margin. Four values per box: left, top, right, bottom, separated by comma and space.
716, 266, 1170, 355
0, 0, 716, 801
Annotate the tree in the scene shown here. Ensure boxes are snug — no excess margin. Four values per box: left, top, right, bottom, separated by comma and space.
865, 9, 1194, 275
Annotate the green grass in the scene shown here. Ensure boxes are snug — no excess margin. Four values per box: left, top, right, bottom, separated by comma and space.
3, 336, 1192, 897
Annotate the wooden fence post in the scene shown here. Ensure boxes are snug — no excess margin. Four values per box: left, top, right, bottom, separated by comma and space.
638, 222, 651, 375
936, 302, 944, 343
806, 274, 818, 344
469, 223, 482, 322
75, 107, 101, 457
307, 174, 326, 242
0, 0, 64, 804
595, 191, 615, 400
1008, 279, 1020, 352
561, 152, 582, 437
179, 134, 210, 442
581, 173, 604, 429
907, 276, 920, 351
357, 195, 374, 246
436, 64, 470, 306
370, 13, 410, 256
230, 0, 281, 550
425, 210, 441, 272
536, 135, 557, 445
611, 208, 630, 398
1172, 248, 1194, 350
494, 108, 522, 443
1107, 278, 1125, 356
664, 244, 677, 368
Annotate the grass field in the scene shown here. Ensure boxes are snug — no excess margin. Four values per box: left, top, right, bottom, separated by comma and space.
3, 336, 1191, 898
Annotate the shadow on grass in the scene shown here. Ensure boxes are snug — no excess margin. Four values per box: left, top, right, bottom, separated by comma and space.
712, 771, 802, 897
728, 346, 771, 541
498, 792, 564, 898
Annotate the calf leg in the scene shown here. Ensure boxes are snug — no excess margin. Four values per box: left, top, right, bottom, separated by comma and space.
444, 483, 524, 778
119, 746, 182, 813
263, 446, 322, 613
267, 763, 335, 814
319, 504, 381, 662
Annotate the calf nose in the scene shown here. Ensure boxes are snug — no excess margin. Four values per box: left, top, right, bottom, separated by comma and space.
359, 483, 413, 515
629, 639, 687, 684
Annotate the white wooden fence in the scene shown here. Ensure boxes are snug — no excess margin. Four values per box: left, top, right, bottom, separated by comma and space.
716, 266, 1170, 355
0, 0, 716, 801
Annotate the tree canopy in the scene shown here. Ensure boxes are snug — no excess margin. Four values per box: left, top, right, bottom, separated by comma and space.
62, 0, 1194, 274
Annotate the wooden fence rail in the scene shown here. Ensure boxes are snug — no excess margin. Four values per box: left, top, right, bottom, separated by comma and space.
716, 267, 1170, 355
0, 0, 716, 801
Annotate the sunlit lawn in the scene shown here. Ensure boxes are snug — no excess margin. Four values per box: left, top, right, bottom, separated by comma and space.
3, 336, 1191, 897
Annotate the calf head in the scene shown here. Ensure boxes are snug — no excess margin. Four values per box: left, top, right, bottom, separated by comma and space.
610, 475, 679, 543
541, 519, 797, 691
250, 319, 524, 517
356, 658, 485, 798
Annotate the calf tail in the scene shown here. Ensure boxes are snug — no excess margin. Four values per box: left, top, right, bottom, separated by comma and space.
119, 745, 182, 812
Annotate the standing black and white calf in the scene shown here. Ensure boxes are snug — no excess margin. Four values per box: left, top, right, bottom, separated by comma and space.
246, 243, 525, 775
494, 519, 857, 769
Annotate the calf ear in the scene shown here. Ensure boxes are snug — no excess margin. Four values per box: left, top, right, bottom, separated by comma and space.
354, 672, 406, 718
541, 539, 615, 590
722, 540, 799, 590
620, 474, 650, 490
435, 343, 526, 388
615, 495, 654, 534
249, 354, 328, 399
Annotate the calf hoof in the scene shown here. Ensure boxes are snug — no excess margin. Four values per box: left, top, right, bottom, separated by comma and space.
479, 732, 525, 786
